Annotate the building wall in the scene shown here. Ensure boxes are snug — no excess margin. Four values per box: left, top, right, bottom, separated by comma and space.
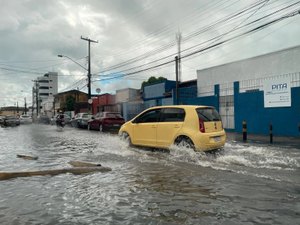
38, 72, 58, 101
91, 94, 116, 114
193, 46, 300, 136
144, 83, 165, 99
34, 72, 58, 116
55, 90, 88, 114
197, 46, 300, 95
180, 81, 300, 136
116, 88, 140, 103
143, 81, 176, 100
234, 83, 300, 136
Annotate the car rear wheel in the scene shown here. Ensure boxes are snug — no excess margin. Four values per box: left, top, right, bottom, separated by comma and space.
175, 137, 195, 150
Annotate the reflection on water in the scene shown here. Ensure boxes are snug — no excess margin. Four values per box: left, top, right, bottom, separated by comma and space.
0, 125, 299, 224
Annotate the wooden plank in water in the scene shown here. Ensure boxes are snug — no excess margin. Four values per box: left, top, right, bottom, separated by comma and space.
0, 166, 112, 181
17, 154, 39, 160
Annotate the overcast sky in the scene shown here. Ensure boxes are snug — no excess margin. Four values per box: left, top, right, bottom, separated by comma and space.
1, 0, 300, 107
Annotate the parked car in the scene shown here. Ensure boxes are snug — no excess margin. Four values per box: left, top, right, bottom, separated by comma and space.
71, 113, 93, 128
0, 116, 5, 125
87, 112, 125, 132
119, 105, 226, 152
20, 115, 32, 124
1, 115, 20, 126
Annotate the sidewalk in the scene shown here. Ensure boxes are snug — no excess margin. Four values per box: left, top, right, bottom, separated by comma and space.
226, 131, 300, 149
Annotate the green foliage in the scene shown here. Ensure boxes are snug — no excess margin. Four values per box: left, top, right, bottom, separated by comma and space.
141, 76, 167, 89
65, 95, 75, 111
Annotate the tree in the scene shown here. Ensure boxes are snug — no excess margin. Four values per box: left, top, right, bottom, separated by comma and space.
65, 95, 75, 111
141, 76, 167, 88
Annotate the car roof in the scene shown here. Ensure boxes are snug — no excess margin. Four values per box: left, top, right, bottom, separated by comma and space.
146, 105, 214, 110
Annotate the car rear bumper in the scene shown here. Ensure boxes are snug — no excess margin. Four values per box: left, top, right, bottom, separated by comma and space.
104, 124, 122, 130
193, 130, 226, 152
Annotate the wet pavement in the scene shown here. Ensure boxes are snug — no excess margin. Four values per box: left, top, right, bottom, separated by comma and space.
226, 131, 300, 149
0, 124, 299, 225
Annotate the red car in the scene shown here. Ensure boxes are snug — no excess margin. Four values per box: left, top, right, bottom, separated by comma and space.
87, 112, 125, 132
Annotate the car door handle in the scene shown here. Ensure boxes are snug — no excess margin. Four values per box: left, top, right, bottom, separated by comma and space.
174, 125, 180, 128
151, 125, 156, 128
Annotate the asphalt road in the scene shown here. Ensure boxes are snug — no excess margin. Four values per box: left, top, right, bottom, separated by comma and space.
0, 124, 299, 225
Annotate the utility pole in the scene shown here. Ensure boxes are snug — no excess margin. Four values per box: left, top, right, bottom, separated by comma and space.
32, 87, 34, 116
24, 97, 27, 115
176, 31, 182, 82
80, 36, 98, 101
32, 80, 39, 116
175, 56, 179, 105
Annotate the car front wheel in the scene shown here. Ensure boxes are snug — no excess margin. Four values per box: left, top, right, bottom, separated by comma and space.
121, 132, 132, 147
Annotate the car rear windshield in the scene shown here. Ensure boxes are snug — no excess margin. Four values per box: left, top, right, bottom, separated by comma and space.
196, 107, 221, 122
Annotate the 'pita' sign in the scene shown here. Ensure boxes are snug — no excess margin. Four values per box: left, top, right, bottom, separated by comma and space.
263, 77, 291, 108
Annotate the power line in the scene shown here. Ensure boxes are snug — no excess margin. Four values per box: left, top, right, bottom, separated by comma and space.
93, 8, 300, 82
98, 0, 270, 73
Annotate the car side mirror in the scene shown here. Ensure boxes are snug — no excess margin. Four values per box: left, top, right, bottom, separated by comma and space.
91, 116, 95, 119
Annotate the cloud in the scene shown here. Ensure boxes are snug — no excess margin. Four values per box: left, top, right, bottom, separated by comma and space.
0, 0, 300, 106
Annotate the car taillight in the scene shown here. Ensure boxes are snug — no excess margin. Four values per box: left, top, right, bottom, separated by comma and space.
199, 118, 205, 133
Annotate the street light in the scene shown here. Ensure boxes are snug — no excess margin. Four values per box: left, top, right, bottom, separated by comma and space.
58, 36, 97, 113
57, 55, 88, 71
58, 54, 92, 112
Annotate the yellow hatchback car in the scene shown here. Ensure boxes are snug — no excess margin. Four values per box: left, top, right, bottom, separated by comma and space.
119, 105, 226, 152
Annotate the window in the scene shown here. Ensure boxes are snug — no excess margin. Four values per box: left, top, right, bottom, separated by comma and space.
135, 109, 160, 123
39, 86, 49, 89
39, 80, 49, 83
39, 93, 49, 96
196, 107, 221, 121
160, 108, 185, 122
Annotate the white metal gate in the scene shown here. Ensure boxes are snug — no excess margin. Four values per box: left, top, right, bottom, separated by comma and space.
219, 83, 235, 129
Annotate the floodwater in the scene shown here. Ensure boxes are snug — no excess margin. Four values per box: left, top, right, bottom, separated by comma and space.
0, 124, 299, 225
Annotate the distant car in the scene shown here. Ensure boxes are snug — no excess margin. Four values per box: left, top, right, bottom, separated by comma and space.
119, 105, 226, 152
88, 112, 125, 132
0, 116, 4, 125
20, 115, 32, 124
2, 115, 20, 126
71, 113, 93, 128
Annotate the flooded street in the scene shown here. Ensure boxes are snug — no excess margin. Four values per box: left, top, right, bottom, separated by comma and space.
0, 125, 299, 225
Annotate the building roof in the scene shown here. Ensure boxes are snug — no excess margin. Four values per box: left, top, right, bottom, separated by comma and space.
55, 89, 88, 96
197, 45, 300, 72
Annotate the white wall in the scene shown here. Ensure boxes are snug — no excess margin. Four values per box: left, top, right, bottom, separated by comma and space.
116, 88, 139, 103
197, 46, 300, 95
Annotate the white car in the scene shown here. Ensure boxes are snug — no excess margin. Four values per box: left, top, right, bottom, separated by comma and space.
71, 113, 93, 128
20, 115, 32, 124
